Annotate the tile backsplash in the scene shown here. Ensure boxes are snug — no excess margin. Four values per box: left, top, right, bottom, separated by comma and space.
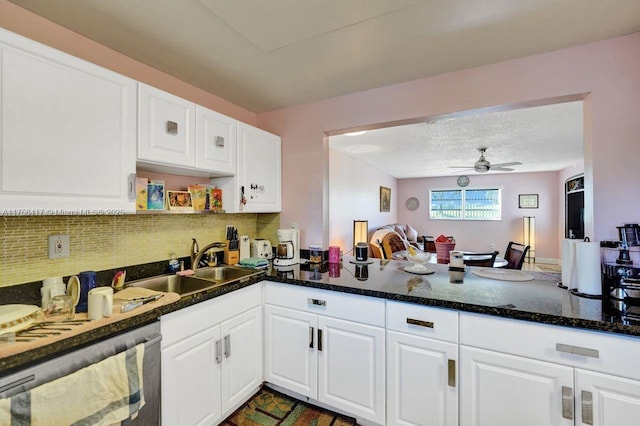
2, 213, 279, 287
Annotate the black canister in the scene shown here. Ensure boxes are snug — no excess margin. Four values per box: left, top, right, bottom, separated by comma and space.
355, 242, 368, 262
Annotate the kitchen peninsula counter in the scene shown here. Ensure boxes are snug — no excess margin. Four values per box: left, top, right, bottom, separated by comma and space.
264, 257, 639, 338
2, 256, 637, 376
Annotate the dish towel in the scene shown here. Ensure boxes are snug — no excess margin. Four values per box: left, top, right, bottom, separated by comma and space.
0, 343, 145, 426
237, 257, 269, 269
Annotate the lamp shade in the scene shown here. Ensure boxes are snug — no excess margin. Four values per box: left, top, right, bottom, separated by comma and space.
353, 220, 369, 249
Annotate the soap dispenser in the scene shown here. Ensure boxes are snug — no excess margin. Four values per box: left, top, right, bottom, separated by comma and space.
168, 252, 180, 273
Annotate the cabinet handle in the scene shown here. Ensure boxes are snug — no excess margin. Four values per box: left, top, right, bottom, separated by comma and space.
556, 343, 599, 359
224, 334, 231, 358
215, 135, 225, 147
128, 174, 136, 201
166, 120, 178, 134
447, 359, 456, 387
406, 318, 434, 328
561, 386, 574, 420
318, 329, 323, 352
308, 298, 326, 306
581, 390, 593, 425
215, 339, 222, 364
309, 326, 314, 349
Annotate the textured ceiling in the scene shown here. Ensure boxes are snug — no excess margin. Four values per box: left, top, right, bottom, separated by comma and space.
8, 0, 640, 112
330, 101, 584, 178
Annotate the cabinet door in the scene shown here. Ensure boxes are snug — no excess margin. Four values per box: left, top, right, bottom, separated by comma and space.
138, 83, 196, 167
195, 105, 236, 174
460, 345, 574, 426
162, 325, 222, 426
0, 29, 136, 213
576, 369, 640, 426
220, 306, 263, 413
264, 304, 317, 398
236, 122, 281, 212
317, 315, 385, 424
387, 331, 457, 426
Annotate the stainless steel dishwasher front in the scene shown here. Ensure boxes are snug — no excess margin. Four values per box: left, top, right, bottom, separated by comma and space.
0, 321, 162, 425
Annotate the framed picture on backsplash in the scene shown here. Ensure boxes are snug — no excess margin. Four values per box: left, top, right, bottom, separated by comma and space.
147, 183, 165, 210
167, 190, 193, 210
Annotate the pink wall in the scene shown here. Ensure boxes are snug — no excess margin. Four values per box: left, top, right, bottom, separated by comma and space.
330, 148, 563, 261
260, 33, 640, 248
397, 172, 560, 260
0, 1, 257, 126
329, 149, 398, 251
3, 1, 639, 249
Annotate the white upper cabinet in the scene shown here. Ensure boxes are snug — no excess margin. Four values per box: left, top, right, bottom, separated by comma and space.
213, 123, 281, 213
137, 84, 238, 177
137, 83, 196, 168
0, 28, 137, 214
195, 105, 236, 174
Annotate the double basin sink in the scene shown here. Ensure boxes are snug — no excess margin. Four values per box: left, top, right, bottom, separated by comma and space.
126, 266, 264, 297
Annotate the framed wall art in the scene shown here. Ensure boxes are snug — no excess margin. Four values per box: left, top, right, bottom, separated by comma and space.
380, 186, 391, 212
519, 193, 539, 209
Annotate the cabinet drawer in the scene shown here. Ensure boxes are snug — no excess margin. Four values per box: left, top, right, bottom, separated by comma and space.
162, 284, 261, 347
264, 281, 385, 326
386, 301, 458, 343
460, 312, 640, 381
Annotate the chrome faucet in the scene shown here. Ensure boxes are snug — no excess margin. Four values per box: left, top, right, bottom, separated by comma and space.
191, 238, 226, 270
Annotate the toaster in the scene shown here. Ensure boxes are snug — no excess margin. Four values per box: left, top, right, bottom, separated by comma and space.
250, 239, 273, 259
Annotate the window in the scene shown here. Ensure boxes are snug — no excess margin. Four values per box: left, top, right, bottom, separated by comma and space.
429, 188, 501, 220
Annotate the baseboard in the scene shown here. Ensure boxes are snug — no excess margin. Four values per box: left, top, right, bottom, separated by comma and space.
527, 257, 559, 265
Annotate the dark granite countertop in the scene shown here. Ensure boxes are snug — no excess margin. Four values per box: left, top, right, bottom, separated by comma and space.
263, 257, 640, 338
2, 256, 638, 376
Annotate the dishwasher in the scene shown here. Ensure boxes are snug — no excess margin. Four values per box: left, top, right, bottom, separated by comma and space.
0, 321, 162, 425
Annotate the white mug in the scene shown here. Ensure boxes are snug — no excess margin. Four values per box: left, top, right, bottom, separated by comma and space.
42, 276, 64, 287
88, 287, 113, 320
450, 251, 464, 267
41, 283, 67, 309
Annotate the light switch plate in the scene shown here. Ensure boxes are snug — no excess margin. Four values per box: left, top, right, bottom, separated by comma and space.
48, 234, 70, 259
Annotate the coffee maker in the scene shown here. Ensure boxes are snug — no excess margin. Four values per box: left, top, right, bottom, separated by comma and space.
601, 224, 640, 324
274, 228, 300, 267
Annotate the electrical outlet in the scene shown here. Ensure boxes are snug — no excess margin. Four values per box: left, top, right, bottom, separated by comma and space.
290, 223, 299, 229
48, 234, 70, 259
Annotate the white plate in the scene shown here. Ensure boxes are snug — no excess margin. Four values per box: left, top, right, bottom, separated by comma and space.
404, 265, 435, 275
0, 304, 40, 335
349, 259, 374, 265
67, 275, 80, 306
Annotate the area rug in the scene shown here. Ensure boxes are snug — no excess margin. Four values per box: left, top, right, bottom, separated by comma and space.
220, 387, 358, 426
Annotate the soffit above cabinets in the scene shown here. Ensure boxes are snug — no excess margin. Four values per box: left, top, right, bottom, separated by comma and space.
8, 0, 640, 112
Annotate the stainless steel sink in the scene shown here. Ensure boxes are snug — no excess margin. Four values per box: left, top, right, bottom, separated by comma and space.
126, 266, 262, 297
193, 266, 257, 282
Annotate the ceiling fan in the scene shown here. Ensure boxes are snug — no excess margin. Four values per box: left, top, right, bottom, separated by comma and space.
449, 147, 522, 173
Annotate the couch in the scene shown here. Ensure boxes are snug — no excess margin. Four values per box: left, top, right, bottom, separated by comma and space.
368, 223, 425, 258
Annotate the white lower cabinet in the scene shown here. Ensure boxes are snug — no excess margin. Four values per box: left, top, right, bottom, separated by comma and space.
386, 302, 459, 426
264, 305, 317, 398
161, 285, 262, 426
575, 369, 640, 426
460, 345, 574, 426
264, 281, 385, 424
460, 312, 640, 426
